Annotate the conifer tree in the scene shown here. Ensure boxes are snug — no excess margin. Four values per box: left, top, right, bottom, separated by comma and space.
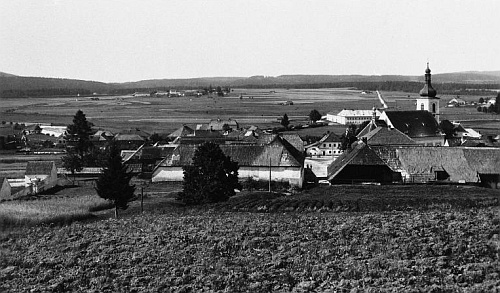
178, 142, 240, 205
281, 113, 290, 129
95, 141, 135, 218
64, 110, 94, 156
62, 110, 95, 180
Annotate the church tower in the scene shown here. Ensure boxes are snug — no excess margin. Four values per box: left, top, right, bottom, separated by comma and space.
416, 63, 440, 122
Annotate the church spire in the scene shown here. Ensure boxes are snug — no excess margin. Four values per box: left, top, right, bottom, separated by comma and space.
419, 63, 437, 98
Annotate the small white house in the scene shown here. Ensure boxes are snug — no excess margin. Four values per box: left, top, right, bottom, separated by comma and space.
25, 161, 58, 193
0, 177, 12, 200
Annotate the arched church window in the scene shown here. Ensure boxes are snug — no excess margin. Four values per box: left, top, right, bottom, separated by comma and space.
432, 103, 436, 113
421, 104, 424, 110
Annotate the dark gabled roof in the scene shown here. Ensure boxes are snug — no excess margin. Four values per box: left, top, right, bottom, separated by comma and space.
118, 128, 150, 139
168, 125, 194, 138
280, 133, 305, 152
384, 111, 440, 138
113, 134, 145, 141
25, 161, 55, 175
124, 145, 177, 163
327, 143, 387, 180
318, 132, 342, 143
177, 136, 228, 145
362, 127, 416, 146
192, 130, 224, 138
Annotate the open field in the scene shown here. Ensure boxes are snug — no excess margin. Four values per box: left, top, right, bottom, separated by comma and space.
0, 185, 499, 292
2, 89, 499, 136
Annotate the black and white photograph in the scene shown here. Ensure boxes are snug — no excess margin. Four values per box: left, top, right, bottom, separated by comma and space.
1, 0, 499, 291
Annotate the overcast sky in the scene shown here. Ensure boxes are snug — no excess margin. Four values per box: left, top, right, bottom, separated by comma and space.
1, 0, 498, 82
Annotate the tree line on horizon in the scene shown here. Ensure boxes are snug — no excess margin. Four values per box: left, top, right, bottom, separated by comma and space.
3, 80, 500, 98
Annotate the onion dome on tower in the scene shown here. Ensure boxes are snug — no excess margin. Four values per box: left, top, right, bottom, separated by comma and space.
419, 63, 437, 98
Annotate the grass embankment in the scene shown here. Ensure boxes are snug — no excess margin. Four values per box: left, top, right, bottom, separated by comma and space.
0, 187, 112, 230
214, 185, 500, 213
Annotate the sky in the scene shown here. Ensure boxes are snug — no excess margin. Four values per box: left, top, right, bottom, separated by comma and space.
1, 0, 499, 82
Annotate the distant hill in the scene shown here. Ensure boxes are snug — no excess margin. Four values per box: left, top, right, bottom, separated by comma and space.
0, 71, 18, 77
1, 70, 500, 98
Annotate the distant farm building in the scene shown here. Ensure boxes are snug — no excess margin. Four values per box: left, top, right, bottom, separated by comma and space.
208, 118, 239, 131
326, 109, 382, 125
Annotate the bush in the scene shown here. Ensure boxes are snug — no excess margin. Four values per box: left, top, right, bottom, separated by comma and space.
241, 177, 291, 192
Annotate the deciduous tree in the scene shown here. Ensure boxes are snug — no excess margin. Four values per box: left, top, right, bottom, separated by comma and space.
308, 109, 322, 123
340, 125, 358, 150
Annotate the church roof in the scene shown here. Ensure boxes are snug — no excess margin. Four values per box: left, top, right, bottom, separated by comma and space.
384, 111, 441, 138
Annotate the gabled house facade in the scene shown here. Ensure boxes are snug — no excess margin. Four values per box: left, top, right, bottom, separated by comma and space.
306, 132, 343, 158
25, 161, 58, 193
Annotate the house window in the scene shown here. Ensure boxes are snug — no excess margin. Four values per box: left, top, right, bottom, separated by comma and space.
329, 144, 331, 147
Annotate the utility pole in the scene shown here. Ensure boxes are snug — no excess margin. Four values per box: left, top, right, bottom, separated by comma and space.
268, 157, 271, 192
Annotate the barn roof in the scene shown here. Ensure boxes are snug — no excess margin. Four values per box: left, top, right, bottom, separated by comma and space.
155, 137, 303, 170
463, 148, 500, 175
26, 161, 56, 175
383, 111, 441, 138
395, 147, 477, 182
327, 143, 387, 180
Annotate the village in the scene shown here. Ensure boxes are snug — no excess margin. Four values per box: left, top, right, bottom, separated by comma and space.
1, 64, 500, 200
